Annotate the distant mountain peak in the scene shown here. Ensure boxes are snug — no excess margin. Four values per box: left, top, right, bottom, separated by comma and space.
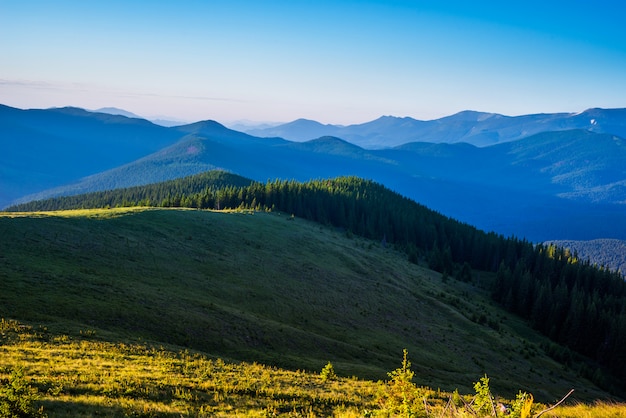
94, 107, 143, 119
192, 119, 227, 128
366, 115, 420, 126
287, 118, 332, 127
48, 106, 89, 114
444, 110, 498, 122
173, 119, 232, 136
371, 115, 418, 123
298, 135, 366, 155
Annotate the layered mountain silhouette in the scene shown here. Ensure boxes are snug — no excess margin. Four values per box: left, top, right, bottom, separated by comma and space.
94, 106, 189, 127
93, 107, 144, 119
243, 108, 626, 148
0, 105, 181, 206
2, 104, 626, 242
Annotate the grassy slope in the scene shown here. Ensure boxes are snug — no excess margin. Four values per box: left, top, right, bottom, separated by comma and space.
1, 321, 381, 417
0, 208, 609, 403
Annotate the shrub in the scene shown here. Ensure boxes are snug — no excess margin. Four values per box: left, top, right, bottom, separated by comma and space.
320, 362, 337, 382
509, 391, 533, 418
472, 374, 495, 416
0, 367, 46, 418
377, 349, 426, 417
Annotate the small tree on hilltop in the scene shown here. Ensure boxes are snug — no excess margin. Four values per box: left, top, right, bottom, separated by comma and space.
320, 361, 337, 382
472, 374, 496, 416
378, 349, 425, 417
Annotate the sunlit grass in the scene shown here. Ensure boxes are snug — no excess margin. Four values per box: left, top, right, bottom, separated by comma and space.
543, 401, 626, 417
3, 323, 625, 417
0, 206, 252, 219
1, 320, 378, 416
0, 206, 165, 218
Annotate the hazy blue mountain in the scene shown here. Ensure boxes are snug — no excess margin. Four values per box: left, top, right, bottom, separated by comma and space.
0, 105, 182, 207
174, 119, 288, 147
93, 107, 144, 119
226, 120, 283, 132
3, 104, 626, 242
242, 108, 626, 148
94, 106, 189, 127
244, 118, 343, 141
497, 130, 626, 203
149, 118, 189, 127
384, 129, 626, 204
11, 114, 624, 241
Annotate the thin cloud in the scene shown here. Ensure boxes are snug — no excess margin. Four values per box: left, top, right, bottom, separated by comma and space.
0, 78, 88, 92
117, 91, 247, 103
0, 78, 246, 103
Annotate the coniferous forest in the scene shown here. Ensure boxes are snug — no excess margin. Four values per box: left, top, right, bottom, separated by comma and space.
7, 170, 626, 394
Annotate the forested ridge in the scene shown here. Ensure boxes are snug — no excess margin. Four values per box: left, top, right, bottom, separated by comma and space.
7, 170, 626, 394
5, 170, 256, 211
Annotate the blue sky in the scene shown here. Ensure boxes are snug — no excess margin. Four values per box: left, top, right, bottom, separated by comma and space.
1, 0, 625, 124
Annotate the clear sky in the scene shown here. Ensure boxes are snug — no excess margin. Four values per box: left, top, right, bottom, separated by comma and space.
1, 0, 625, 125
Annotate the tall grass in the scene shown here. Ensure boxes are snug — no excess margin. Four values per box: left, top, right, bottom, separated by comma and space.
2, 319, 625, 416
542, 401, 626, 418
1, 319, 380, 416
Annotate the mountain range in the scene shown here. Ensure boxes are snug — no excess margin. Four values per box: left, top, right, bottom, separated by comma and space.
2, 104, 626, 245
93, 106, 190, 127
242, 108, 626, 148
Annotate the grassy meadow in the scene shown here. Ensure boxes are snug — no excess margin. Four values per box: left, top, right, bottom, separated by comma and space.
1, 207, 624, 416
1, 318, 380, 416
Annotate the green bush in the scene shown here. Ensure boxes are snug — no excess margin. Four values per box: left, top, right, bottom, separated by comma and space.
320, 361, 337, 382
377, 349, 426, 417
0, 367, 46, 418
472, 374, 495, 416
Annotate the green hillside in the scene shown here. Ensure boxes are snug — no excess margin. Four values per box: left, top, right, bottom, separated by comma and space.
8, 172, 626, 397
0, 207, 610, 404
